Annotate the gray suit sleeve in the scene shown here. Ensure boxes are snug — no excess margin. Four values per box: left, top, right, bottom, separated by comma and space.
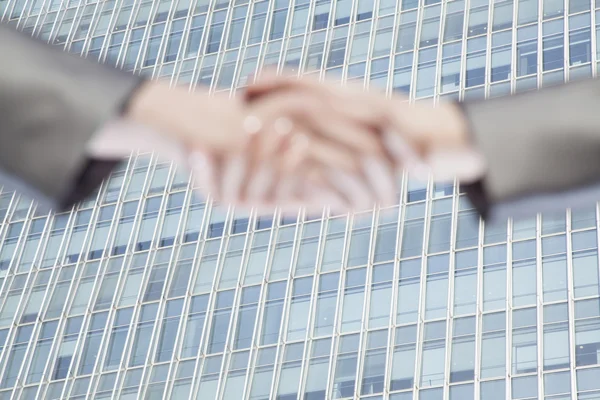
460, 78, 600, 220
0, 23, 144, 211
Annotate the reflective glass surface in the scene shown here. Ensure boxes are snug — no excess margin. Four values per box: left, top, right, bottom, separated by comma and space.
1, 0, 600, 398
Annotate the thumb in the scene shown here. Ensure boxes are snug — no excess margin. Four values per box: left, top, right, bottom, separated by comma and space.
244, 70, 309, 101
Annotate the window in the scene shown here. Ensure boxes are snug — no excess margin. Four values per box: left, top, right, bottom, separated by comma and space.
295, 220, 322, 276
543, 303, 570, 370
218, 235, 246, 289
397, 258, 421, 323
483, 245, 507, 311
104, 308, 134, 370
512, 308, 538, 374
361, 330, 388, 394
493, 0, 514, 31
206, 10, 227, 53
260, 281, 286, 345
112, 201, 139, 255
491, 31, 512, 81
277, 343, 304, 398
88, 205, 116, 260
155, 299, 184, 362
168, 243, 196, 297
425, 254, 449, 319
429, 199, 453, 253
304, 339, 332, 398
287, 277, 314, 340
129, 304, 159, 366
420, 321, 447, 387
453, 250, 478, 315
196, 355, 223, 398
391, 325, 417, 390
180, 294, 209, 358
512, 240, 537, 306
517, 26, 538, 77
468, 0, 489, 36
450, 317, 476, 382
78, 312, 109, 375
401, 203, 425, 258
320, 216, 347, 272
481, 312, 506, 378
135, 196, 163, 251
313, 273, 339, 336
25, 321, 58, 384
207, 290, 235, 353
575, 298, 600, 366
441, 42, 462, 92
248, 347, 277, 399
193, 238, 221, 293
333, 334, 360, 397
222, 351, 250, 398
233, 286, 261, 349
94, 258, 123, 311
368, 263, 394, 328
143, 248, 172, 302
159, 192, 185, 247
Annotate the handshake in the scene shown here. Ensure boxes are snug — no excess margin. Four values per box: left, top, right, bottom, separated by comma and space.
110, 71, 487, 213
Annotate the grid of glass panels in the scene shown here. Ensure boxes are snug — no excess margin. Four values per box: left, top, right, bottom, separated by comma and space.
1, 0, 600, 399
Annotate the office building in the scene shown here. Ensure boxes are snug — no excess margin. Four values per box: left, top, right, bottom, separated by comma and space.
1, 0, 600, 398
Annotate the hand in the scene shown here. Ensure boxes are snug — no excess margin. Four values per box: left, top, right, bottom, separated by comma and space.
188, 86, 396, 212
382, 97, 486, 184
104, 79, 385, 212
247, 73, 487, 185
243, 72, 402, 209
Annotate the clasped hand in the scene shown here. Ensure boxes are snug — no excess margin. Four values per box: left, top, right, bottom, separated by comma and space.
166, 72, 483, 213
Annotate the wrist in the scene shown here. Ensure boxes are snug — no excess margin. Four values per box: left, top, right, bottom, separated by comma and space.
125, 81, 238, 154
429, 102, 487, 183
87, 118, 188, 165
438, 102, 471, 150
125, 80, 178, 137
89, 80, 193, 164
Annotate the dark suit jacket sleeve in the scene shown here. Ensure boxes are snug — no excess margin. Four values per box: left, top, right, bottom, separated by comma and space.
0, 22, 144, 211
459, 78, 600, 221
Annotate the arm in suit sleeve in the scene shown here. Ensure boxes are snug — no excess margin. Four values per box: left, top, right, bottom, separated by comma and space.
459, 78, 600, 221
0, 22, 145, 211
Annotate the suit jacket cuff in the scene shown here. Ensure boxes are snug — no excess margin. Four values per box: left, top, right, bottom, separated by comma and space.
451, 100, 489, 220
57, 79, 147, 211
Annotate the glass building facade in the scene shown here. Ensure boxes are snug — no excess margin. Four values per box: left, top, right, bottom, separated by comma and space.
1, 0, 600, 399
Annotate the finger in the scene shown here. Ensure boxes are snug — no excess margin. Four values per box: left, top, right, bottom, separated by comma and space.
383, 130, 423, 164
328, 93, 390, 132
361, 156, 397, 207
280, 131, 311, 173
189, 150, 219, 199
264, 117, 295, 157
383, 130, 430, 180
273, 173, 304, 212
247, 75, 390, 130
326, 168, 375, 211
220, 153, 249, 204
252, 92, 384, 156
300, 106, 383, 156
281, 132, 359, 178
245, 72, 321, 101
246, 161, 277, 204
304, 167, 351, 212
240, 112, 300, 204
306, 138, 359, 173
299, 163, 354, 210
